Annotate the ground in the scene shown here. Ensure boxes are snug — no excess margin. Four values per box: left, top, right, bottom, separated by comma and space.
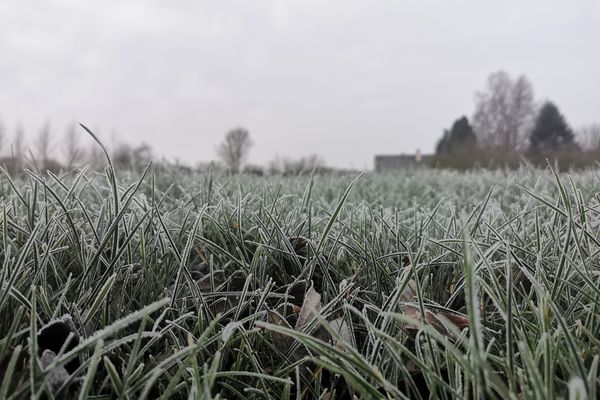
0, 166, 598, 399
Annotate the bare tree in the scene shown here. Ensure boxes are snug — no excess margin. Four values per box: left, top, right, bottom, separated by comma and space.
510, 76, 536, 150
88, 143, 105, 169
268, 154, 327, 175
0, 120, 5, 156
12, 125, 26, 173
132, 142, 153, 170
301, 154, 326, 173
37, 121, 52, 162
64, 124, 83, 167
577, 123, 600, 150
217, 127, 252, 173
472, 71, 536, 152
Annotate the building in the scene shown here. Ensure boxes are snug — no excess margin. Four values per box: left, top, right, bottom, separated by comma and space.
374, 151, 433, 171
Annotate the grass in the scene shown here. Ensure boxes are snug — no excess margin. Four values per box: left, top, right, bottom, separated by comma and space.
1, 157, 600, 399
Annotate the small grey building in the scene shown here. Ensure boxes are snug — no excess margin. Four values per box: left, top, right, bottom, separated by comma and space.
374, 151, 432, 171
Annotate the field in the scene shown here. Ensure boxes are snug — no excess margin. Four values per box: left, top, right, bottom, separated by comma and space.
1, 163, 599, 399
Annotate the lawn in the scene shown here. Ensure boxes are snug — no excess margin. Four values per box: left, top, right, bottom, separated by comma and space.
0, 162, 598, 399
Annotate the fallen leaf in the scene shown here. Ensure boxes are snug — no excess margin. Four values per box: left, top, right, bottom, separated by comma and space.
400, 303, 469, 338
296, 286, 321, 330
328, 318, 352, 348
438, 311, 470, 331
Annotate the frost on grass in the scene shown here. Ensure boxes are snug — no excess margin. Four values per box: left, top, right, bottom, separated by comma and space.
2, 167, 600, 398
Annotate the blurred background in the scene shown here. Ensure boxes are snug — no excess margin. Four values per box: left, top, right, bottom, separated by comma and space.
0, 0, 599, 174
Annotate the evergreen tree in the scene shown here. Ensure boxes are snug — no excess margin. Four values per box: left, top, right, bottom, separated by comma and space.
436, 116, 477, 155
436, 129, 450, 154
529, 101, 575, 152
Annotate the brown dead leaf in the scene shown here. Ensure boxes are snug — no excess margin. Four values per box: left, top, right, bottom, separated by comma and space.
400, 303, 469, 338
438, 311, 469, 331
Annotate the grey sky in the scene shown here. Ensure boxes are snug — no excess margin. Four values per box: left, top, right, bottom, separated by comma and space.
1, 0, 599, 169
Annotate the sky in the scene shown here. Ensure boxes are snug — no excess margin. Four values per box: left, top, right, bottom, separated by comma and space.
1, 0, 599, 169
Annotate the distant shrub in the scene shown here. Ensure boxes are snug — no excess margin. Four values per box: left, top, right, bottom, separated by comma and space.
40, 158, 64, 174
0, 156, 24, 175
243, 164, 265, 176
268, 154, 330, 176
432, 148, 599, 171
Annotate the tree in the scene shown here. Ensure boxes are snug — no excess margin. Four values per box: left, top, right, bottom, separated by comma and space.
268, 154, 327, 175
472, 71, 536, 152
64, 124, 83, 167
529, 101, 575, 153
577, 123, 600, 150
111, 141, 152, 171
132, 142, 153, 170
13, 125, 26, 172
0, 120, 5, 156
217, 127, 252, 173
113, 142, 133, 169
3, 125, 27, 174
37, 121, 52, 162
436, 116, 477, 155
88, 143, 105, 169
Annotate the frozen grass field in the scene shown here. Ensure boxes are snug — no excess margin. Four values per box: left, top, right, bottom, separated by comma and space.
1, 162, 599, 399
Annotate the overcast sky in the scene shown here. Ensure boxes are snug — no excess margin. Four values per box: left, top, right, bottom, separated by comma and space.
1, 0, 599, 169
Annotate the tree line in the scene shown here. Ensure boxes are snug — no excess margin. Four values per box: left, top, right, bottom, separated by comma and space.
215, 127, 332, 175
4, 71, 595, 176
0, 122, 332, 176
434, 71, 600, 169
0, 122, 157, 175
